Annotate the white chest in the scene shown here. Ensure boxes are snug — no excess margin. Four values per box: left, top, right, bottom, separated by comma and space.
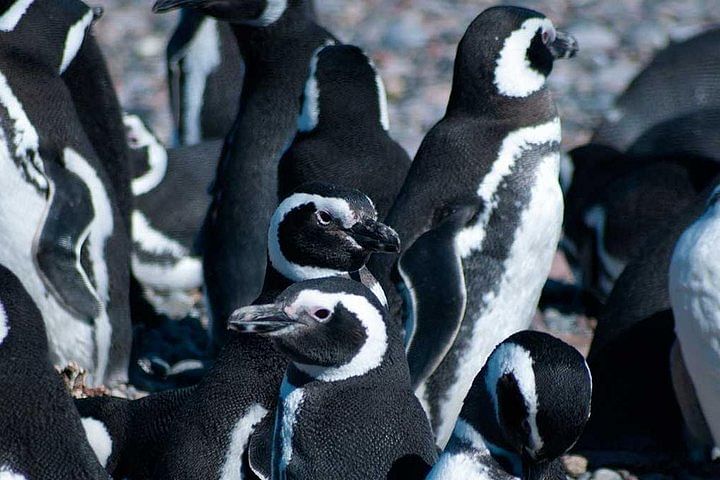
274, 380, 305, 478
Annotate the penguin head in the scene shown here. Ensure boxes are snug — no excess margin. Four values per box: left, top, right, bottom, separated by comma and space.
229, 278, 388, 380
298, 44, 390, 133
268, 182, 400, 282
453, 6, 578, 101
466, 331, 591, 470
0, 0, 99, 74
153, 0, 290, 26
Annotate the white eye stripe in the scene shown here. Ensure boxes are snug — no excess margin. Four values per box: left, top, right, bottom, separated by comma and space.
494, 17, 555, 98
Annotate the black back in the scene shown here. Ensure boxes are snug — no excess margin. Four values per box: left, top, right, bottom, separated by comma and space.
198, 0, 336, 343
277, 44, 411, 218
593, 27, 720, 151
0, 264, 107, 478
575, 181, 720, 467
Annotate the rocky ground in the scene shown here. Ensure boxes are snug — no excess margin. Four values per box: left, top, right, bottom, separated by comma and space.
95, 0, 720, 155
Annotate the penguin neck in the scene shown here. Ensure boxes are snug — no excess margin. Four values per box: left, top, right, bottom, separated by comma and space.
231, 5, 316, 68
446, 72, 555, 120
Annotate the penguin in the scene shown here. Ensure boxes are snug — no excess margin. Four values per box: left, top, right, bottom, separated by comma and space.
124, 114, 222, 316
278, 43, 411, 219
166, 1, 316, 145
593, 27, 720, 152
230, 276, 437, 480
0, 264, 108, 479
166, 9, 243, 145
428, 331, 592, 480
669, 185, 720, 462
76, 183, 400, 479
369, 6, 578, 446
153, 0, 337, 346
575, 181, 720, 467
0, 0, 131, 386
562, 144, 720, 299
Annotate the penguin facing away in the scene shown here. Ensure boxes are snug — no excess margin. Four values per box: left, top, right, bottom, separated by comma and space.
670, 185, 720, 462
230, 276, 437, 480
0, 264, 108, 479
0, 0, 131, 386
429, 331, 592, 480
153, 0, 337, 347
369, 6, 577, 446
575, 182, 720, 466
562, 144, 720, 299
78, 183, 400, 480
278, 43, 411, 218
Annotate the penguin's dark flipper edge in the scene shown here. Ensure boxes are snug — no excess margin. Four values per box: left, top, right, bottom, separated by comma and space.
400, 203, 477, 390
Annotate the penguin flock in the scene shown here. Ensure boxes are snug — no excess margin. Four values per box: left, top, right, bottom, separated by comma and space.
0, 1, 719, 479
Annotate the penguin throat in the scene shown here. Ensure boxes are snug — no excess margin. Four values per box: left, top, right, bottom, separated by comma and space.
493, 18, 552, 98
238, 0, 287, 27
293, 294, 388, 382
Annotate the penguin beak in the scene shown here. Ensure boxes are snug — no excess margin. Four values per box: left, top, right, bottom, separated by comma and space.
548, 31, 579, 59
348, 220, 401, 254
152, 0, 204, 14
228, 304, 295, 334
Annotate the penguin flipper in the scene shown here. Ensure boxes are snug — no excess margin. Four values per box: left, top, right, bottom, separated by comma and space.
400, 204, 478, 390
35, 159, 100, 321
248, 411, 274, 480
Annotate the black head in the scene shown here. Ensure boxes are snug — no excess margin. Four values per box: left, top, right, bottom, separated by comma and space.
268, 182, 400, 282
474, 331, 591, 468
451, 6, 577, 104
298, 44, 389, 133
153, 0, 294, 26
228, 277, 388, 380
0, 0, 99, 74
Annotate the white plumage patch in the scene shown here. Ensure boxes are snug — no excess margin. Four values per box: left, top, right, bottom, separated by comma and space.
455, 118, 560, 258
62, 147, 114, 385
298, 46, 324, 133
0, 0, 33, 32
0, 468, 26, 480
218, 404, 269, 480
670, 190, 720, 452
427, 421, 501, 480
131, 211, 203, 291
81, 417, 112, 468
177, 18, 221, 145
432, 121, 563, 446
0, 300, 8, 345
59, 8, 94, 74
494, 17, 554, 98
291, 290, 388, 382
277, 377, 305, 476
268, 193, 358, 282
485, 343, 543, 456
124, 114, 168, 196
0, 69, 46, 190
242, 0, 287, 27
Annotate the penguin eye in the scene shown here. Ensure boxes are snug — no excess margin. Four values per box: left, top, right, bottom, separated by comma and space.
312, 308, 331, 321
316, 211, 332, 225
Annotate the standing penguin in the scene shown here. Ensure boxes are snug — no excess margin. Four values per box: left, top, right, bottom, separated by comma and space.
670, 186, 720, 461
0, 264, 108, 479
166, 2, 316, 145
429, 331, 592, 480
231, 277, 437, 480
166, 10, 242, 145
370, 6, 577, 445
0, 0, 131, 385
278, 44, 411, 218
78, 183, 400, 479
153, 0, 336, 345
